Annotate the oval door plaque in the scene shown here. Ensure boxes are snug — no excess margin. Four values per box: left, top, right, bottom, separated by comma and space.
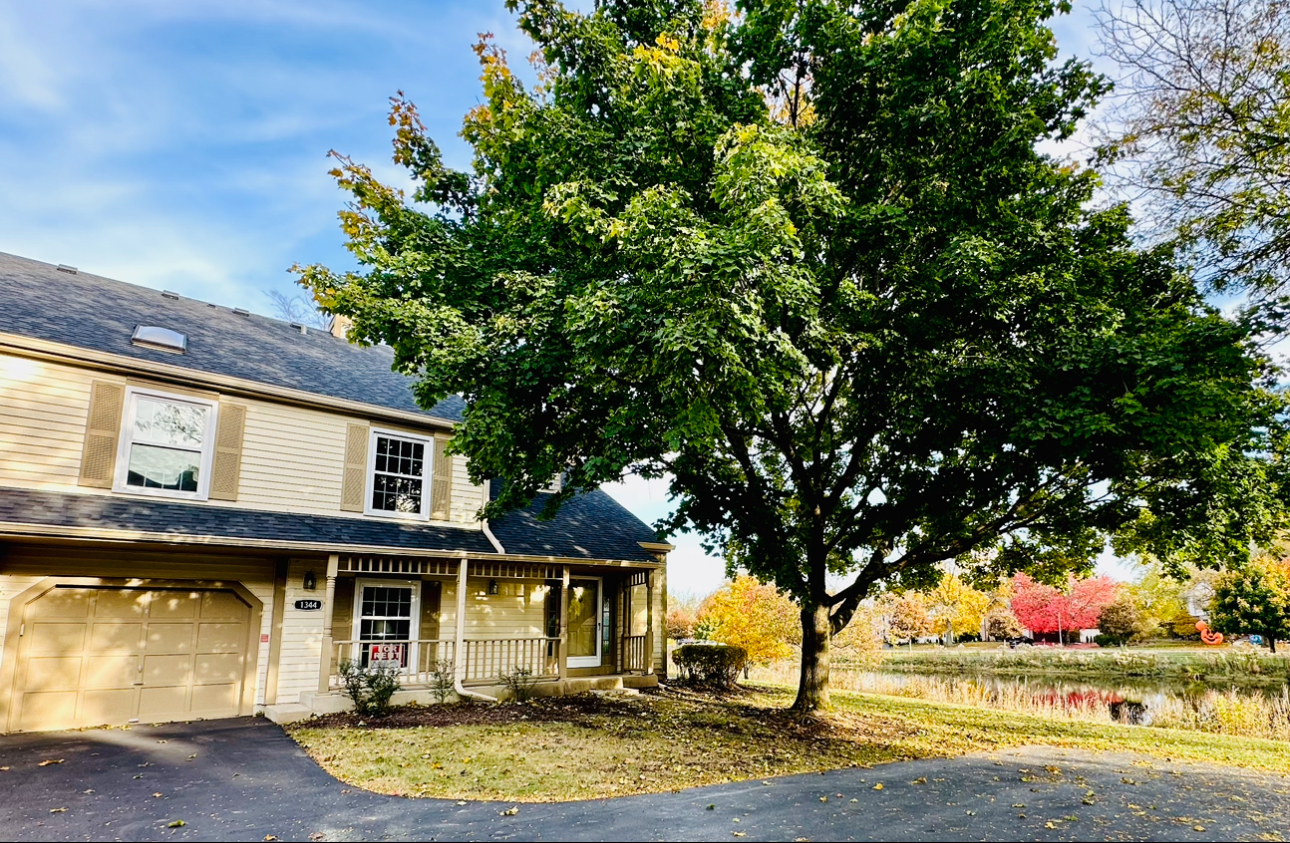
295, 599, 323, 611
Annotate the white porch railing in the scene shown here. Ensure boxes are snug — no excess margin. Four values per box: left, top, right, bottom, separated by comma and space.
463, 637, 560, 683
330, 639, 456, 690
622, 634, 648, 672
329, 637, 560, 689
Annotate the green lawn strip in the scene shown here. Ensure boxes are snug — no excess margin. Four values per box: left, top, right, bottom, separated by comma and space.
286, 686, 1289, 803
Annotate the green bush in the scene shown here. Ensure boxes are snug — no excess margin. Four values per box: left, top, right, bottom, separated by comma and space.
672, 643, 748, 688
429, 659, 456, 704
338, 658, 402, 717
499, 666, 537, 703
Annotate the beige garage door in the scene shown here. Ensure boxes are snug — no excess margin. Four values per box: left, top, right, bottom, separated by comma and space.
10, 586, 252, 732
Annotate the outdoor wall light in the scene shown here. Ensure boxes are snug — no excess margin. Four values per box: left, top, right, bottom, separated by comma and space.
488, 579, 500, 595
303, 570, 317, 591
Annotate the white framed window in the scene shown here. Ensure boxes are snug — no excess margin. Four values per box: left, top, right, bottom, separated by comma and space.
365, 428, 433, 520
113, 387, 218, 501
351, 578, 421, 670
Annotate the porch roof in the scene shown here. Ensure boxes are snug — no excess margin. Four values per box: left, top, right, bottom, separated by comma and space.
0, 486, 497, 555
488, 480, 661, 563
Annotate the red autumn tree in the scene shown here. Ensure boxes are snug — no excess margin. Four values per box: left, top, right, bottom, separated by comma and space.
1010, 573, 1118, 643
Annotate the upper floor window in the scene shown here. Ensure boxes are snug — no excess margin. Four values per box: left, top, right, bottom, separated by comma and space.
113, 388, 217, 500
366, 428, 431, 519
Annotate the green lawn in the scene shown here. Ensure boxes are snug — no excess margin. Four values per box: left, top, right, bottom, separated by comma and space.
286, 684, 1290, 802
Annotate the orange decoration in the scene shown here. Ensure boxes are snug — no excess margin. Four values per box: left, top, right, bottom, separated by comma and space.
1195, 621, 1224, 645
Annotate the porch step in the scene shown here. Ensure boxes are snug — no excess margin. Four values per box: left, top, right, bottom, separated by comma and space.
263, 703, 314, 725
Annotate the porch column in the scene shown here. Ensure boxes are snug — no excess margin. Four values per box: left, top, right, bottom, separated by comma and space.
644, 569, 655, 675
317, 553, 339, 693
558, 565, 570, 681
454, 558, 468, 684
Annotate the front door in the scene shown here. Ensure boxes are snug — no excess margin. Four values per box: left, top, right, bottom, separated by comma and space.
566, 578, 602, 668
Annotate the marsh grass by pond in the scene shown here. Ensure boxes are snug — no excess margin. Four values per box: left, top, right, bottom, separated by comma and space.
873, 644, 1290, 683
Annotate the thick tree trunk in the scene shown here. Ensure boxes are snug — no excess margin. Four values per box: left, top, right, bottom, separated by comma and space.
1270, 637, 1277, 654
792, 603, 832, 712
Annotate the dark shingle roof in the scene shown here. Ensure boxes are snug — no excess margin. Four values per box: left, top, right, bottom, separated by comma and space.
0, 252, 463, 422
488, 480, 661, 563
0, 486, 497, 554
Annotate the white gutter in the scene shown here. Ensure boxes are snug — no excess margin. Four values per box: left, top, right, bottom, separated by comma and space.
453, 557, 498, 703
481, 519, 505, 554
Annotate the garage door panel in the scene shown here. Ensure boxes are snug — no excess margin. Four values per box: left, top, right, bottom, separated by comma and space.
17, 691, 79, 731
29, 622, 87, 653
149, 593, 198, 619
83, 655, 139, 689
200, 591, 247, 619
197, 622, 246, 653
93, 590, 150, 619
22, 656, 83, 692
81, 689, 136, 726
89, 622, 143, 653
138, 686, 188, 718
147, 623, 195, 653
27, 589, 90, 619
142, 654, 192, 685
191, 683, 239, 713
195, 653, 243, 684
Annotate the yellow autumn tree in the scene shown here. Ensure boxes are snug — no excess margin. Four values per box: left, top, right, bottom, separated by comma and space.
923, 574, 991, 645
696, 575, 801, 664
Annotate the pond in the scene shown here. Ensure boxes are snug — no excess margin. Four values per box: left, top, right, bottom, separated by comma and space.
822, 668, 1290, 731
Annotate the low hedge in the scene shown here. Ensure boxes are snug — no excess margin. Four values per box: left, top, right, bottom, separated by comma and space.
672, 643, 748, 688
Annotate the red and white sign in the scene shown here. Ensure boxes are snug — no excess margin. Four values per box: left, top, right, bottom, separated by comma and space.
368, 643, 405, 666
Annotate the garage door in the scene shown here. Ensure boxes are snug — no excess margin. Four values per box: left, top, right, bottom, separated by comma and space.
9, 586, 252, 732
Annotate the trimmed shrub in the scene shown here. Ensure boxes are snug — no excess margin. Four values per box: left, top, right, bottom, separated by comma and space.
499, 666, 537, 703
337, 658, 402, 717
671, 643, 748, 688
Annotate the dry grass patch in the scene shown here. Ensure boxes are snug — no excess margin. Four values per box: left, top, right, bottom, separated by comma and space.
286, 684, 1290, 802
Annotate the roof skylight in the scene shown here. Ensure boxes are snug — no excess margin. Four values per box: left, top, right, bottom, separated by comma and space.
132, 325, 188, 354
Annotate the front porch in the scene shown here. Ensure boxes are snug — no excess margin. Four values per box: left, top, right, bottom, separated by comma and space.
281, 553, 661, 718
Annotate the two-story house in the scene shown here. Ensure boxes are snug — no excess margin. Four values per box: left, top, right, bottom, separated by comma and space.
0, 253, 668, 733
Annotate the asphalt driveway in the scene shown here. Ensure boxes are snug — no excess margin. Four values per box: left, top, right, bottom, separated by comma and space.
1, 717, 1287, 842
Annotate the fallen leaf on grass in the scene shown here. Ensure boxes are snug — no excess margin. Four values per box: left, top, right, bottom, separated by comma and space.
153, 793, 164, 798
911, 777, 927, 785
733, 833, 746, 838
0, 767, 8, 772
167, 820, 185, 828
50, 808, 67, 813
264, 836, 279, 841
872, 783, 883, 790
499, 807, 519, 816
38, 759, 64, 767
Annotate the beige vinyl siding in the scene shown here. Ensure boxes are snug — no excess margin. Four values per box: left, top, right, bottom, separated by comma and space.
0, 352, 488, 526
450, 455, 484, 523
0, 545, 275, 707
0, 354, 101, 489
275, 558, 331, 704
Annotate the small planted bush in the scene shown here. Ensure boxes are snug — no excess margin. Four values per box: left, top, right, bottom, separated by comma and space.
429, 659, 456, 704
672, 644, 748, 688
499, 666, 537, 703
338, 658, 402, 717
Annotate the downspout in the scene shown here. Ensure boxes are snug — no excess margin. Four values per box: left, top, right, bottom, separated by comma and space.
482, 520, 505, 554
453, 556, 497, 703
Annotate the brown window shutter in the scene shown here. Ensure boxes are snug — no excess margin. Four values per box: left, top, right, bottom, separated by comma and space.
430, 435, 452, 520
341, 423, 369, 512
78, 380, 125, 488
209, 403, 247, 501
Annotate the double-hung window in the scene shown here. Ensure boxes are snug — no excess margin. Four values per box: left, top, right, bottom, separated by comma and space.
352, 579, 420, 669
365, 429, 431, 519
113, 388, 217, 500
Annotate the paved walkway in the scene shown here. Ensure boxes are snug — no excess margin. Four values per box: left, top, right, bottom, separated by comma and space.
1, 718, 1287, 841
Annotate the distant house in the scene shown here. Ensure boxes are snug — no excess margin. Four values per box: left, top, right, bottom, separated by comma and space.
0, 253, 668, 733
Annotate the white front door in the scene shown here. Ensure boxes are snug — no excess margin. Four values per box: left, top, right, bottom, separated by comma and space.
566, 578, 603, 668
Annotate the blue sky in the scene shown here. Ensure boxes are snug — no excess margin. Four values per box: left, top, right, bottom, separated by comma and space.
0, 0, 1127, 595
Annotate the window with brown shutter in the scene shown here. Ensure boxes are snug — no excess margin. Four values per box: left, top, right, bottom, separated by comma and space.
78, 380, 125, 487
